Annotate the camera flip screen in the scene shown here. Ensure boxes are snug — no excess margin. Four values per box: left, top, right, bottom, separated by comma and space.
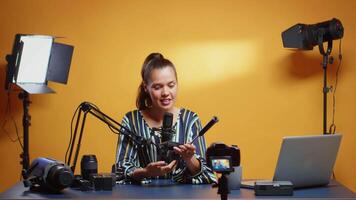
210, 156, 233, 172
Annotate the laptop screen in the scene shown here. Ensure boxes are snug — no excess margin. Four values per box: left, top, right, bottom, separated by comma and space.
273, 134, 342, 188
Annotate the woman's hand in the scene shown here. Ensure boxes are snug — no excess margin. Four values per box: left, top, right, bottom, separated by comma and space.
144, 160, 177, 177
173, 144, 196, 162
173, 144, 201, 175
133, 160, 176, 179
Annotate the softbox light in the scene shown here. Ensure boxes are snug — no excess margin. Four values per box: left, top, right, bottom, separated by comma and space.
282, 18, 344, 50
5, 34, 74, 94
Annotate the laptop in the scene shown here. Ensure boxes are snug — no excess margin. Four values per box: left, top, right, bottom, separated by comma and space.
242, 134, 342, 188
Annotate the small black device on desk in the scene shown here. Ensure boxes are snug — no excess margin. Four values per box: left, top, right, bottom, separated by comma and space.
254, 181, 293, 196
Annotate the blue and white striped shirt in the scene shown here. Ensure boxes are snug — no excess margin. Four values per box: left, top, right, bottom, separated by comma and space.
115, 108, 217, 184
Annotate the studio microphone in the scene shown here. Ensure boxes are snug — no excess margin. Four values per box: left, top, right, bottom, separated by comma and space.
157, 112, 178, 163
161, 112, 174, 142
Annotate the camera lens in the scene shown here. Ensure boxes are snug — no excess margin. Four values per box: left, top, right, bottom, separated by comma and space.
81, 155, 98, 180
47, 164, 74, 192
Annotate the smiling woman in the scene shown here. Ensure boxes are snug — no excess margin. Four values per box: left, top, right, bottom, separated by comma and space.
136, 53, 178, 113
115, 53, 217, 184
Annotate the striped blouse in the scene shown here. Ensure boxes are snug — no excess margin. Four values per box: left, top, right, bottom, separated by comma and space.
115, 108, 217, 184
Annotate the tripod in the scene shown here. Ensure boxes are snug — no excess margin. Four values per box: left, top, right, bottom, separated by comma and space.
217, 173, 230, 200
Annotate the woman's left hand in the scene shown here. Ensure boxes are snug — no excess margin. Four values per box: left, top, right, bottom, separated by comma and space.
173, 143, 196, 162
173, 143, 201, 175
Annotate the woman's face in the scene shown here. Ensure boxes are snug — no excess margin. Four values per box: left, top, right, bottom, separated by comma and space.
145, 66, 178, 112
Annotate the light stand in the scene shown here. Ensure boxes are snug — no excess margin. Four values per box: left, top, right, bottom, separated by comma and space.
318, 36, 333, 134
19, 91, 30, 171
5, 34, 74, 175
281, 18, 344, 134
6, 54, 33, 173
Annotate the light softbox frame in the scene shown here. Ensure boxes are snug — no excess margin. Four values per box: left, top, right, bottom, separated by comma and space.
5, 34, 74, 94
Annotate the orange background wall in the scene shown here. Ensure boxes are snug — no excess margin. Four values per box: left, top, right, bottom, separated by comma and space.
0, 0, 355, 192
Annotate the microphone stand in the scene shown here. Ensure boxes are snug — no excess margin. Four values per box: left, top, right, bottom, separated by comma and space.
66, 102, 151, 174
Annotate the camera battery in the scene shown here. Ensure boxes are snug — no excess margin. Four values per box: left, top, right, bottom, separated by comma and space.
92, 173, 114, 191
254, 181, 293, 196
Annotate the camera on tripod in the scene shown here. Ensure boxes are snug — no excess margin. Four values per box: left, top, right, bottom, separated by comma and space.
206, 142, 241, 200
206, 142, 240, 172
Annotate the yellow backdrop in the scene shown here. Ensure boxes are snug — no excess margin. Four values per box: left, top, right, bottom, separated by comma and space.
0, 0, 355, 192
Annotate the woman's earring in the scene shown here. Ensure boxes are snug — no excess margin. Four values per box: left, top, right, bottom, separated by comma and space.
144, 99, 152, 108
144, 87, 148, 93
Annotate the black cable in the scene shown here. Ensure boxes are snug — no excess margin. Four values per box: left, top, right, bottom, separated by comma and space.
108, 125, 120, 135
329, 39, 342, 134
65, 104, 81, 163
1, 91, 23, 149
65, 102, 120, 163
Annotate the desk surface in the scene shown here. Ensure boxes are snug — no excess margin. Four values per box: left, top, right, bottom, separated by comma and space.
1, 180, 355, 200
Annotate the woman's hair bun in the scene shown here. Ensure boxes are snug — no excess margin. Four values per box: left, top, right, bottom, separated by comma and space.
144, 53, 164, 64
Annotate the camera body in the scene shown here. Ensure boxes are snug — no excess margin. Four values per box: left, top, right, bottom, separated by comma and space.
206, 142, 240, 173
157, 141, 181, 164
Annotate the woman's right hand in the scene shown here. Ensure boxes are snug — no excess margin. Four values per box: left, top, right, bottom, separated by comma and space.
144, 160, 177, 177
132, 160, 177, 180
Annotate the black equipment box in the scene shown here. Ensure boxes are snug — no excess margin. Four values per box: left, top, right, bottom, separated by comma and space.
254, 181, 293, 196
92, 173, 115, 191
